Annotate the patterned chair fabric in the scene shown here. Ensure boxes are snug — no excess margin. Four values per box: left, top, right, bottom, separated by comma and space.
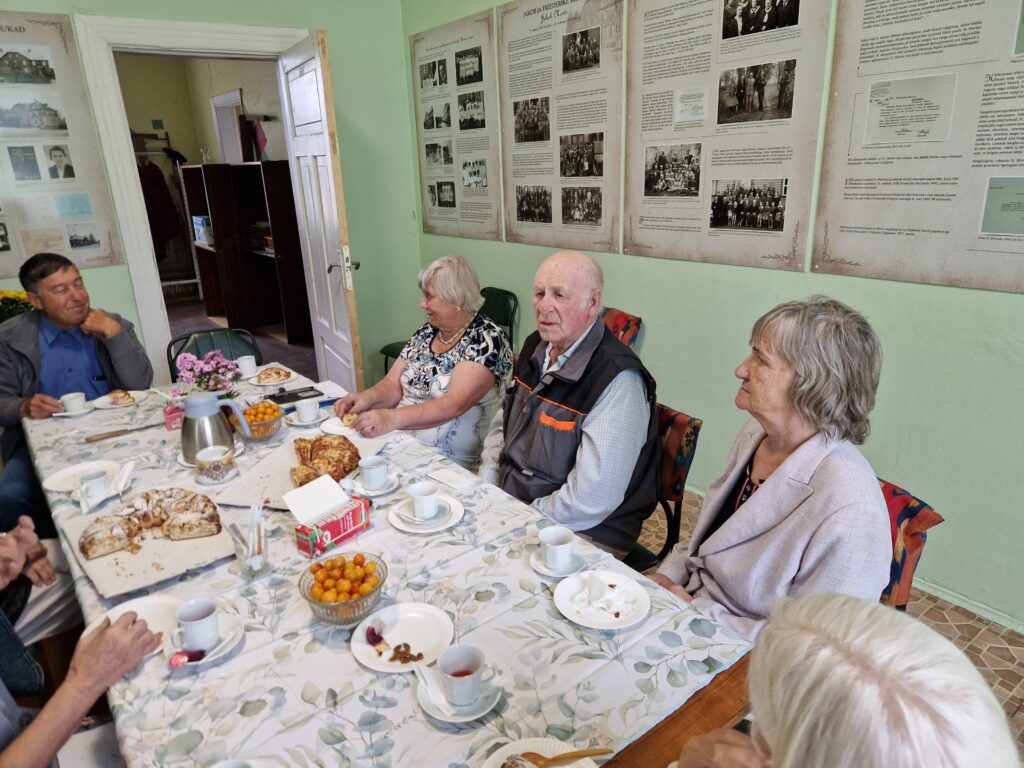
601, 306, 642, 349
878, 479, 944, 609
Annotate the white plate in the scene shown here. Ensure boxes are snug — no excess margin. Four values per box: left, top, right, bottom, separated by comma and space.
388, 495, 464, 534
553, 570, 651, 631
482, 738, 600, 768
177, 441, 246, 468
351, 603, 454, 674
530, 550, 586, 579
53, 403, 97, 418
417, 674, 502, 723
248, 368, 296, 386
284, 410, 329, 428
83, 595, 182, 659
42, 460, 122, 493
320, 416, 358, 437
93, 390, 149, 409
348, 474, 400, 498
168, 613, 244, 668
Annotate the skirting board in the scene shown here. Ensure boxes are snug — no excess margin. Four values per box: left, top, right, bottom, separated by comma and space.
914, 577, 1024, 634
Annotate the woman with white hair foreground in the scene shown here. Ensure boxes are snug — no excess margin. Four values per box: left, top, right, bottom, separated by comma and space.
676, 592, 1020, 768
335, 255, 512, 469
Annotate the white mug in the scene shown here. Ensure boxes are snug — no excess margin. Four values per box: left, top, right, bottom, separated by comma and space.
437, 643, 485, 706
79, 469, 114, 502
172, 598, 220, 652
61, 392, 86, 413
359, 456, 389, 491
295, 399, 319, 423
236, 355, 258, 378
539, 525, 574, 573
407, 480, 439, 520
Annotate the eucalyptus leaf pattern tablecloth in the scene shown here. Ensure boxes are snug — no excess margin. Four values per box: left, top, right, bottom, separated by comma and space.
24, 377, 750, 767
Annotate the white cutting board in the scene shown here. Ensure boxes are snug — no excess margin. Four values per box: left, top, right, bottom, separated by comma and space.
215, 434, 387, 509
62, 513, 234, 599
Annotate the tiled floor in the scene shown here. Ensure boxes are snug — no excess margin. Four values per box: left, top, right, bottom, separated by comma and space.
165, 298, 318, 381
636, 491, 1024, 750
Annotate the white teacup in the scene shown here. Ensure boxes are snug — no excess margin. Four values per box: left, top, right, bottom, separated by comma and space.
407, 480, 439, 520
359, 456, 389, 491
236, 355, 258, 378
194, 445, 236, 484
539, 525, 575, 573
173, 597, 220, 652
295, 399, 319, 423
61, 392, 86, 413
438, 643, 485, 706
79, 469, 114, 503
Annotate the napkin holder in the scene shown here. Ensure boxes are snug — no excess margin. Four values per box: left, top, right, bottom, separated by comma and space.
284, 476, 371, 559
163, 402, 185, 430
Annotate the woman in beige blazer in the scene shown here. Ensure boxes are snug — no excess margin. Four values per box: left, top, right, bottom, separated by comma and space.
650, 296, 891, 640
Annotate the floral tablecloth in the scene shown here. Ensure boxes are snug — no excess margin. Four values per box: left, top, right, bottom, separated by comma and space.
24, 375, 750, 767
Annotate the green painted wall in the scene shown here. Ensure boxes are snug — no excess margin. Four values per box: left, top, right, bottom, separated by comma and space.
400, 0, 1024, 629
0, 0, 425, 377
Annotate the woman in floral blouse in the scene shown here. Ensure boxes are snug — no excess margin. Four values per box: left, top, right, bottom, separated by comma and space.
335, 255, 512, 469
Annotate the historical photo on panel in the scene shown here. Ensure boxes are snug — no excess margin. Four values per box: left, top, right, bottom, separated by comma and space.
44, 144, 74, 179
717, 60, 796, 124
513, 98, 550, 142
516, 185, 552, 223
423, 106, 435, 130
462, 159, 487, 188
7, 145, 41, 181
458, 91, 485, 130
436, 102, 451, 129
709, 178, 788, 231
437, 180, 456, 208
0, 223, 10, 252
420, 59, 447, 89
0, 45, 56, 84
644, 143, 701, 197
427, 183, 437, 208
0, 90, 69, 134
562, 27, 601, 73
66, 222, 101, 249
425, 143, 443, 169
722, 0, 800, 39
559, 133, 604, 178
455, 46, 484, 86
442, 140, 453, 166
562, 187, 602, 225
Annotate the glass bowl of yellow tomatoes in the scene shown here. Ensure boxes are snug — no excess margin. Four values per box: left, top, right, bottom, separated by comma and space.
298, 552, 387, 626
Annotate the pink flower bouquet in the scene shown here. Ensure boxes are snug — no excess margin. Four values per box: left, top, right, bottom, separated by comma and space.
174, 350, 241, 396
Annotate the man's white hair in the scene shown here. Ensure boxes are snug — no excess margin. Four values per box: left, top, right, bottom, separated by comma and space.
749, 593, 1019, 768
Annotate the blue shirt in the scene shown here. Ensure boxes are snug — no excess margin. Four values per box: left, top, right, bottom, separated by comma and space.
37, 315, 110, 399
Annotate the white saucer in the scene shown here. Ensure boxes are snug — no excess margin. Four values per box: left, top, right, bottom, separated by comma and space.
349, 474, 400, 498
388, 495, 464, 534
530, 550, 586, 578
53, 403, 97, 418
247, 369, 296, 386
417, 675, 502, 723
320, 416, 358, 437
195, 467, 240, 486
351, 603, 454, 673
168, 614, 244, 669
284, 410, 329, 428
42, 460, 122, 493
177, 441, 245, 468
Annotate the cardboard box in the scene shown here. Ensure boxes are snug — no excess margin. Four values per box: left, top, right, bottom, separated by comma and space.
163, 402, 184, 430
294, 496, 371, 558
192, 215, 214, 246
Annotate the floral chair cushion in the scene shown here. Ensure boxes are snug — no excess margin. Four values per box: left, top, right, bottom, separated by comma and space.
878, 479, 944, 609
658, 405, 702, 503
601, 307, 642, 349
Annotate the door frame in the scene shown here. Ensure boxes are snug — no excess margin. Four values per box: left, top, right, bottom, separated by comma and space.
74, 16, 307, 384
210, 88, 244, 164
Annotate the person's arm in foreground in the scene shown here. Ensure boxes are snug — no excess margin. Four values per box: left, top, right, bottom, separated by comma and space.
677, 728, 767, 768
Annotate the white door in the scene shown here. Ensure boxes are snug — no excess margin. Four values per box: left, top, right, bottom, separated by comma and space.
278, 31, 364, 391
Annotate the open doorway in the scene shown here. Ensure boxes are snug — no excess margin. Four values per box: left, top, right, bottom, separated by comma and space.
112, 52, 316, 379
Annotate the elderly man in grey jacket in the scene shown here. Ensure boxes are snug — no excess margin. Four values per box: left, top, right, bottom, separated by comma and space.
0, 252, 153, 535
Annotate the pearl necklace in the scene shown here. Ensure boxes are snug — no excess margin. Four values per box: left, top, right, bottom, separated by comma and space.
437, 319, 471, 346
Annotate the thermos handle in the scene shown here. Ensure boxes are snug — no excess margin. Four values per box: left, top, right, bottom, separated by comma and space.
220, 398, 252, 438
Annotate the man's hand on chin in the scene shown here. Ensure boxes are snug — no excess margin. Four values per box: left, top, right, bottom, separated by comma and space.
80, 309, 122, 339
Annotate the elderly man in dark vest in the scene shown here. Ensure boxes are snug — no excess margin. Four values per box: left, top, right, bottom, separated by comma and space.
479, 251, 658, 557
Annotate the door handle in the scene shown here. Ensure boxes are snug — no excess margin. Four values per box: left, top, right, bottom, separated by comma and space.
351, 261, 361, 270
327, 263, 341, 274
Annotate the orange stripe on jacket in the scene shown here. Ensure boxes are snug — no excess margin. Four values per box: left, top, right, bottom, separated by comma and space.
539, 412, 576, 431
513, 376, 589, 418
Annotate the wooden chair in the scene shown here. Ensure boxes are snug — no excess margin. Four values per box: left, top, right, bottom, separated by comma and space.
166, 328, 262, 381
381, 286, 519, 372
601, 306, 642, 349
624, 404, 703, 572
878, 480, 943, 610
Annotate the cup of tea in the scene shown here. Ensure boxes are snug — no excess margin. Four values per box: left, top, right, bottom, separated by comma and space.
61, 391, 87, 413
295, 399, 319, 423
172, 597, 220, 652
437, 643, 485, 706
359, 456, 389, 491
79, 469, 114, 503
236, 355, 258, 378
407, 480, 439, 520
194, 445, 237, 483
539, 525, 575, 573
